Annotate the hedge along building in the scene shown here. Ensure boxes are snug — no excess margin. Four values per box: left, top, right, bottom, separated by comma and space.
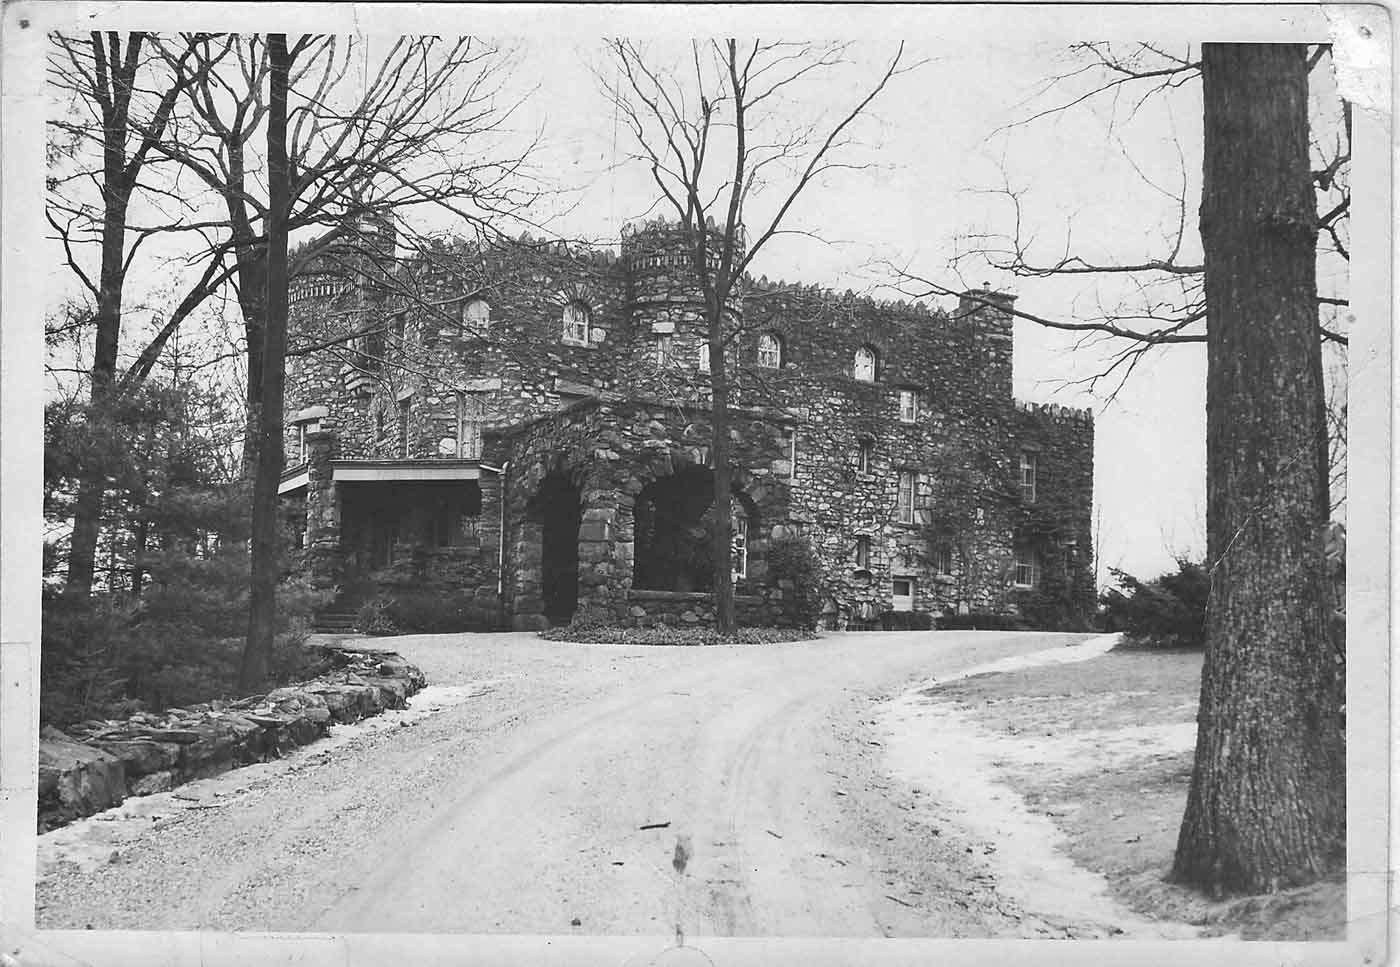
279, 214, 1095, 631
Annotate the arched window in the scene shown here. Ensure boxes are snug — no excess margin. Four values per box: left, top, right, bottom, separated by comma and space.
463, 298, 490, 329
562, 301, 590, 344
854, 345, 878, 382
757, 332, 782, 368
698, 342, 711, 373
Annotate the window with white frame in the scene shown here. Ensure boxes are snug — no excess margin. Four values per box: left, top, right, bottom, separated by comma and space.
891, 576, 916, 611
463, 299, 490, 330
457, 392, 486, 458
757, 332, 782, 368
855, 535, 871, 570
1013, 547, 1038, 588
896, 470, 917, 524
655, 334, 674, 368
854, 345, 878, 382
731, 514, 748, 580
698, 342, 711, 373
1020, 451, 1038, 503
857, 438, 874, 474
397, 398, 412, 457
562, 301, 590, 344
898, 388, 918, 423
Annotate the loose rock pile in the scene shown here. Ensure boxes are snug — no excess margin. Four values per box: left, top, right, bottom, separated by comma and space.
37, 647, 425, 832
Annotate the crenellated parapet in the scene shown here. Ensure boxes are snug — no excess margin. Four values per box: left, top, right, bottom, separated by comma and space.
1014, 399, 1095, 425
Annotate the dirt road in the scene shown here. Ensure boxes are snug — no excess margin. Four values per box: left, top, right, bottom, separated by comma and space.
37, 630, 1120, 938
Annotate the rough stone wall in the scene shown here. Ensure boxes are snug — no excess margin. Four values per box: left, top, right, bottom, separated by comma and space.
1010, 402, 1097, 623
284, 218, 1094, 629
489, 398, 796, 629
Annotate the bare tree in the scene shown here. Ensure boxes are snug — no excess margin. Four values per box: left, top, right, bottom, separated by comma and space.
893, 41, 1347, 895
603, 39, 908, 632
152, 33, 539, 474
45, 31, 239, 596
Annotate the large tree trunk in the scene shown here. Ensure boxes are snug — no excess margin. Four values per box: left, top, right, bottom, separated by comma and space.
241, 34, 291, 690
1172, 43, 1345, 894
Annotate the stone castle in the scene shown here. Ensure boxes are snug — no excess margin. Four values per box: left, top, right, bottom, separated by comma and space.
280, 214, 1095, 630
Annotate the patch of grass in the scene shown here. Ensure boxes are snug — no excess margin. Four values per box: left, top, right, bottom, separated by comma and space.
539, 624, 817, 646
937, 645, 1344, 940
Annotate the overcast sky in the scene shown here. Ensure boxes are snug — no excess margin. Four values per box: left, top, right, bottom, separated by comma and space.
33, 3, 1361, 586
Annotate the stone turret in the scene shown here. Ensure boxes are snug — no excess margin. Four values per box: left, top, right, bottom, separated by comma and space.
957, 284, 1016, 401
619, 217, 746, 388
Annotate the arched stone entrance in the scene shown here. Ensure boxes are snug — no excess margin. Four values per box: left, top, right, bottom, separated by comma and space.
632, 466, 760, 592
514, 471, 583, 627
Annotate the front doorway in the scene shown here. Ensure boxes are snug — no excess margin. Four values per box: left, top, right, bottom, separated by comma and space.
531, 473, 582, 625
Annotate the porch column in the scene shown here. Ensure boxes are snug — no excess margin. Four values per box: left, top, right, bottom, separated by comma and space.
303, 429, 342, 590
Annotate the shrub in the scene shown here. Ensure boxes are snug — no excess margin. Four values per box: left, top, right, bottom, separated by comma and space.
879, 610, 934, 631
1099, 559, 1209, 648
935, 612, 1031, 631
357, 591, 507, 634
540, 623, 815, 646
765, 533, 823, 629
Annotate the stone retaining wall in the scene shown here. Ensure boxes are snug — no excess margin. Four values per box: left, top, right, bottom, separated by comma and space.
623, 588, 795, 628
36, 647, 425, 833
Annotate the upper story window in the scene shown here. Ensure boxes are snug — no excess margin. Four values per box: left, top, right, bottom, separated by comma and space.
896, 469, 918, 524
898, 388, 919, 423
397, 397, 412, 458
562, 301, 591, 345
456, 392, 487, 459
698, 342, 711, 373
855, 534, 871, 570
757, 333, 783, 368
857, 437, 874, 474
854, 345, 878, 382
463, 298, 490, 330
1020, 451, 1038, 503
655, 334, 674, 368
932, 544, 953, 575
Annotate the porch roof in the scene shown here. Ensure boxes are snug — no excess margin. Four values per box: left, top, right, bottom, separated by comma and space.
331, 458, 482, 483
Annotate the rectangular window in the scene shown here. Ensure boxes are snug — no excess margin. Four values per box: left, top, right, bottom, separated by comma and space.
789, 430, 798, 481
932, 544, 953, 575
457, 392, 486, 459
698, 342, 711, 373
898, 388, 918, 423
896, 470, 916, 524
855, 535, 871, 569
398, 398, 411, 458
296, 424, 308, 465
1013, 547, 1038, 588
655, 334, 673, 368
891, 577, 915, 611
1020, 452, 1038, 503
732, 516, 748, 580
857, 439, 873, 474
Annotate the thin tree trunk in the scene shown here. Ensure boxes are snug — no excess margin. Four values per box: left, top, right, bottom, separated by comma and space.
241, 33, 291, 690
710, 306, 736, 634
1172, 43, 1345, 894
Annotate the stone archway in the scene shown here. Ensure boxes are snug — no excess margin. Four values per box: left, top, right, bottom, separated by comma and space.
631, 466, 761, 592
514, 471, 583, 627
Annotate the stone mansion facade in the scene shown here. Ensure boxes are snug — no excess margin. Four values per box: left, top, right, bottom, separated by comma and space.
280, 215, 1095, 630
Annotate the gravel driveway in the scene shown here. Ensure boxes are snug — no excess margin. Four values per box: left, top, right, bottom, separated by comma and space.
37, 630, 1104, 938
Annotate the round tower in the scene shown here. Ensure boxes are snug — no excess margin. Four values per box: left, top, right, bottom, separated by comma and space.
620, 216, 745, 386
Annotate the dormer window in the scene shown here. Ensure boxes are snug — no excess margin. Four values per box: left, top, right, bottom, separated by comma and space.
854, 345, 878, 382
562, 301, 591, 345
463, 298, 490, 331
757, 333, 783, 368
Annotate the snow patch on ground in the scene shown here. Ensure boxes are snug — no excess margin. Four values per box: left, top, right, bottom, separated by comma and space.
877, 635, 1200, 939
37, 681, 497, 876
